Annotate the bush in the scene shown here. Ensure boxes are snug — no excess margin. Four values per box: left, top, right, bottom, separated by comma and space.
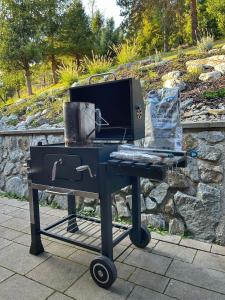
177, 46, 185, 60
148, 70, 158, 80
153, 49, 162, 63
183, 66, 203, 83
83, 52, 112, 75
197, 35, 214, 53
203, 88, 225, 100
57, 61, 80, 86
112, 40, 139, 65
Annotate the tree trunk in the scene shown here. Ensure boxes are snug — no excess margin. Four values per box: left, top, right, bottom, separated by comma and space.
190, 0, 198, 44
51, 55, 58, 84
17, 89, 21, 98
163, 30, 169, 52
24, 66, 33, 96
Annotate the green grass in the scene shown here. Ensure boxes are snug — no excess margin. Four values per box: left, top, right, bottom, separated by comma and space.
0, 191, 27, 201
203, 88, 225, 100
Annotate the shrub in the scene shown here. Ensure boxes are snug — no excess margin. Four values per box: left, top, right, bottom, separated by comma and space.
148, 70, 158, 80
187, 65, 204, 74
83, 52, 112, 75
177, 46, 185, 60
183, 67, 203, 83
112, 40, 139, 65
203, 88, 225, 100
197, 35, 214, 53
57, 61, 80, 86
153, 49, 162, 63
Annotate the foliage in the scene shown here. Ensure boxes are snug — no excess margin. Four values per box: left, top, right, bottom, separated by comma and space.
177, 47, 185, 60
147, 70, 158, 80
206, 0, 225, 35
197, 34, 214, 53
57, 60, 81, 86
183, 66, 202, 83
203, 88, 225, 100
83, 52, 112, 75
112, 40, 139, 65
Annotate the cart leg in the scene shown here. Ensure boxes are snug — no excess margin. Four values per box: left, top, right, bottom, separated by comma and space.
67, 194, 78, 233
29, 187, 44, 255
131, 177, 141, 244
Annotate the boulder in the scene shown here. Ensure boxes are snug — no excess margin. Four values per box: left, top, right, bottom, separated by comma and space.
3, 162, 14, 176
116, 200, 130, 218
47, 135, 64, 144
199, 162, 223, 183
126, 194, 146, 212
215, 216, 225, 245
52, 195, 67, 209
167, 171, 189, 189
197, 144, 221, 161
149, 183, 169, 205
163, 79, 186, 91
164, 199, 175, 216
141, 213, 166, 229
184, 157, 199, 182
215, 63, 225, 74
5, 176, 28, 198
222, 45, 225, 51
84, 197, 96, 207
181, 98, 193, 111
169, 218, 185, 235
208, 49, 220, 55
83, 206, 95, 213
183, 134, 198, 150
162, 71, 181, 81
199, 71, 221, 82
145, 197, 157, 211
197, 131, 225, 144
142, 181, 154, 196
174, 184, 221, 240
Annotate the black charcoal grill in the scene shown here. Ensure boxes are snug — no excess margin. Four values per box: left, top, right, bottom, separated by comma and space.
28, 74, 186, 289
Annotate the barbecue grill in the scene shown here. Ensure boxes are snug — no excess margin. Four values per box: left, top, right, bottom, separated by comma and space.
28, 73, 186, 289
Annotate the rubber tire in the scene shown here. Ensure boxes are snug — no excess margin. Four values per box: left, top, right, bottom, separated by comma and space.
90, 256, 117, 289
129, 225, 151, 248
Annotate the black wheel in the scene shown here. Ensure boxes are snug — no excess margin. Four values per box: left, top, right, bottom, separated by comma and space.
129, 225, 151, 248
90, 256, 117, 289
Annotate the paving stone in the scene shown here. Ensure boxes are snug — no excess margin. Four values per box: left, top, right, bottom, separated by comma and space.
166, 279, 225, 300
0, 243, 49, 275
115, 261, 135, 280
0, 197, 28, 208
0, 225, 23, 240
128, 285, 174, 300
153, 241, 197, 263
0, 213, 12, 224
129, 268, 169, 293
0, 274, 53, 300
116, 247, 133, 263
1, 217, 28, 231
151, 232, 181, 244
180, 238, 211, 251
40, 214, 60, 226
65, 272, 134, 300
68, 249, 95, 266
166, 259, 225, 294
14, 233, 51, 248
0, 237, 12, 250
8, 208, 30, 220
0, 266, 14, 283
44, 208, 67, 218
47, 292, 73, 300
46, 242, 76, 258
124, 248, 172, 275
194, 250, 225, 273
27, 255, 87, 292
211, 244, 225, 256
0, 204, 19, 214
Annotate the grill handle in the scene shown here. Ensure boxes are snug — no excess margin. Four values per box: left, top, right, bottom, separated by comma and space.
76, 165, 96, 178
89, 72, 117, 84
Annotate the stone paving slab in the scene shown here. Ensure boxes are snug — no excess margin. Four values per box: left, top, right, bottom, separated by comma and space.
0, 237, 12, 250
211, 244, 225, 256
193, 250, 225, 273
45, 242, 76, 259
14, 233, 52, 248
0, 274, 53, 300
0, 243, 50, 275
128, 268, 170, 293
165, 279, 225, 300
47, 292, 73, 300
65, 272, 134, 300
179, 238, 211, 252
27, 255, 87, 292
151, 232, 181, 244
0, 266, 14, 283
128, 285, 174, 300
152, 241, 197, 263
1, 217, 29, 231
0, 225, 23, 240
124, 248, 172, 275
166, 259, 225, 294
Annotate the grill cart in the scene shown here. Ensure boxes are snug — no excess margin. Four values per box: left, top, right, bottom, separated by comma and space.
28, 74, 186, 289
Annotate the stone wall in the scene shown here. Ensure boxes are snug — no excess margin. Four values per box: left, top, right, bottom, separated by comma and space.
0, 123, 225, 244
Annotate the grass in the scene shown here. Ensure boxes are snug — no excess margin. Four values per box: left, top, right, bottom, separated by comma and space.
83, 52, 112, 75
0, 191, 27, 201
203, 88, 225, 100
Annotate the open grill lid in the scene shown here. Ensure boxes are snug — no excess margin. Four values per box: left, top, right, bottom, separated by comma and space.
69, 77, 145, 141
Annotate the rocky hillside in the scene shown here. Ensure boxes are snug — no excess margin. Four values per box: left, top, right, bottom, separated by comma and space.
1, 44, 225, 130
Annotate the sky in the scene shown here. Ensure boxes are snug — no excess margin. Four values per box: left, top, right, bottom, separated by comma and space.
82, 0, 123, 28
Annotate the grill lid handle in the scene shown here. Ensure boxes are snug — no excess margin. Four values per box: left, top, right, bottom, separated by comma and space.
89, 72, 117, 84
76, 165, 96, 178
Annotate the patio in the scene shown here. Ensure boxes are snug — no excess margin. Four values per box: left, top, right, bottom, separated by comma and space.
0, 196, 225, 300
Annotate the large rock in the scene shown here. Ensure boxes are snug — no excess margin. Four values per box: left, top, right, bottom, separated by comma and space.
199, 71, 221, 82
116, 199, 130, 218
164, 199, 175, 216
145, 197, 157, 211
184, 157, 199, 182
162, 71, 181, 81
3, 162, 14, 176
149, 183, 169, 204
174, 183, 221, 240
5, 177, 28, 198
215, 63, 225, 74
197, 144, 221, 161
199, 162, 223, 183
167, 171, 189, 189
183, 134, 198, 150
142, 181, 154, 197
169, 218, 185, 235
216, 216, 225, 245
126, 194, 146, 212
197, 131, 225, 144
163, 79, 186, 91
141, 213, 166, 229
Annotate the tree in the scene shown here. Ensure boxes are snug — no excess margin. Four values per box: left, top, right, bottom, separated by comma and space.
60, 0, 93, 64
190, 0, 198, 43
206, 0, 225, 36
0, 0, 43, 95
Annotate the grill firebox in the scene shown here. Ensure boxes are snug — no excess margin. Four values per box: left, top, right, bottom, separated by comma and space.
28, 75, 186, 289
